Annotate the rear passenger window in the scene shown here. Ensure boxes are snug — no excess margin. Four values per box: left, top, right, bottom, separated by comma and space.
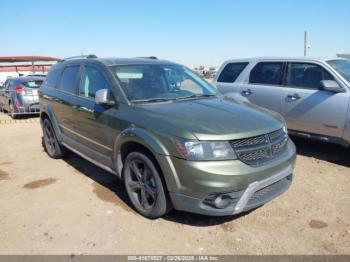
217, 62, 248, 83
57, 66, 80, 94
45, 68, 62, 88
80, 66, 110, 98
287, 63, 334, 89
249, 62, 284, 85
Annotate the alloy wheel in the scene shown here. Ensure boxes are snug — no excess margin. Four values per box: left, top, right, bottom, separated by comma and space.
125, 159, 157, 211
43, 122, 57, 156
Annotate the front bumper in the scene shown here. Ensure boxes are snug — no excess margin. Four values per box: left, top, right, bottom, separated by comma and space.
157, 139, 296, 216
169, 164, 293, 216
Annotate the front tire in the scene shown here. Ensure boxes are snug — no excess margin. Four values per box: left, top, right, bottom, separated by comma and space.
123, 151, 171, 218
42, 118, 67, 159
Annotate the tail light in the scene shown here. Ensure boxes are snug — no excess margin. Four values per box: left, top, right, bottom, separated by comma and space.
15, 86, 25, 93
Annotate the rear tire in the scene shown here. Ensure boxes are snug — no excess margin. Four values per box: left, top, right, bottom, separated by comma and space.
42, 118, 67, 159
9, 102, 17, 119
123, 150, 172, 218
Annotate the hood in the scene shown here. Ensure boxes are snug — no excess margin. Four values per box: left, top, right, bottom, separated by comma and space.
134, 97, 284, 141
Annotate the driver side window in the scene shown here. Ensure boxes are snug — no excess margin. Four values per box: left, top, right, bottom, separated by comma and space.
80, 65, 110, 99
287, 63, 335, 90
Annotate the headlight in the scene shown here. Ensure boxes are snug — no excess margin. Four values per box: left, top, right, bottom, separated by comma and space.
174, 139, 237, 161
283, 124, 288, 135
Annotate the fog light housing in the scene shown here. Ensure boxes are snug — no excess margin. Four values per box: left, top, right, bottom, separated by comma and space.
213, 195, 233, 209
203, 192, 242, 209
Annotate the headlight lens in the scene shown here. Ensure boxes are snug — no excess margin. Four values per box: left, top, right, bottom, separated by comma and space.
175, 139, 237, 161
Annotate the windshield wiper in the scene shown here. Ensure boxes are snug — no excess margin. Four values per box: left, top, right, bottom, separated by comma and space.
131, 97, 177, 103
177, 94, 217, 100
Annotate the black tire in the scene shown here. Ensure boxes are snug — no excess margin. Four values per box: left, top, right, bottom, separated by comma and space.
9, 102, 17, 119
123, 150, 172, 218
42, 118, 67, 159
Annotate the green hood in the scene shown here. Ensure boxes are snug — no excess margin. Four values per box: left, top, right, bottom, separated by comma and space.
134, 97, 283, 141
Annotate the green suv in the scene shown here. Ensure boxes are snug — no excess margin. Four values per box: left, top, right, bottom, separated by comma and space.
39, 55, 296, 218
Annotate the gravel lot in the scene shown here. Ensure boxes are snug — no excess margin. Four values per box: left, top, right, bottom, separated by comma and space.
0, 113, 349, 255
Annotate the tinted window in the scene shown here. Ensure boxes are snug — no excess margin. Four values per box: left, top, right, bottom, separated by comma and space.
249, 62, 284, 85
57, 66, 80, 94
46, 68, 62, 88
80, 66, 110, 98
287, 63, 334, 89
217, 62, 248, 83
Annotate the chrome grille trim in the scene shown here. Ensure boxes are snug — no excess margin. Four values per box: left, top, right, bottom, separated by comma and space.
230, 128, 288, 166
231, 135, 269, 148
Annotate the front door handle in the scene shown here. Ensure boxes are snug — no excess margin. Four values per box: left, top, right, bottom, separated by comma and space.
287, 93, 301, 101
78, 106, 93, 113
241, 89, 253, 96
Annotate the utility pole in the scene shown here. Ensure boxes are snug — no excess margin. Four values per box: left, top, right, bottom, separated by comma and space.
304, 30, 308, 57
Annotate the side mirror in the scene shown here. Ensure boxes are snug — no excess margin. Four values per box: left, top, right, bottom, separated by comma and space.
319, 80, 343, 93
95, 89, 115, 106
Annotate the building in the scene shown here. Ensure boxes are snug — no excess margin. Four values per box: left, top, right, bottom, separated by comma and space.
337, 54, 350, 59
0, 56, 59, 85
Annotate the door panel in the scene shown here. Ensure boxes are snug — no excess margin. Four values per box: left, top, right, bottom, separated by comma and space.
281, 62, 349, 137
238, 84, 283, 113
282, 88, 348, 137
71, 64, 121, 164
237, 62, 286, 114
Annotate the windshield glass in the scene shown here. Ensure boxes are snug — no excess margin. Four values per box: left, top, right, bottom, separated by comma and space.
22, 80, 43, 88
109, 64, 218, 102
327, 59, 350, 83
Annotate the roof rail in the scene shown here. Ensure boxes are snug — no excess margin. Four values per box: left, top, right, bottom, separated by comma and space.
137, 56, 158, 60
58, 54, 98, 62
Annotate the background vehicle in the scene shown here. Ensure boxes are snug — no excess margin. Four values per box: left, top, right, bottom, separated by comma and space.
40, 55, 296, 218
0, 76, 43, 118
214, 58, 350, 147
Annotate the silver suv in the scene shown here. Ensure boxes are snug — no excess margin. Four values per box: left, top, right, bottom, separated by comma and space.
214, 58, 350, 147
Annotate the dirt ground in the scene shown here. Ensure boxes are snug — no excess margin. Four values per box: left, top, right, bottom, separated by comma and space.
0, 113, 349, 255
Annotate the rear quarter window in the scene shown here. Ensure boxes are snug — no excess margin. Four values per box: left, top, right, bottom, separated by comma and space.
45, 68, 62, 88
217, 62, 248, 83
57, 66, 80, 94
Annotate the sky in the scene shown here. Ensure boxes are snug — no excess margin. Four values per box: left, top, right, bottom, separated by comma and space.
0, 0, 349, 67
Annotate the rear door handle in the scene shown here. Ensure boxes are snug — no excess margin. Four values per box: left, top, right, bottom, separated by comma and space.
241, 89, 253, 96
287, 93, 301, 101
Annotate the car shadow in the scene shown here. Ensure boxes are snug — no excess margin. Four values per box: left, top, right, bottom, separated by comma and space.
62, 151, 252, 226
290, 136, 350, 167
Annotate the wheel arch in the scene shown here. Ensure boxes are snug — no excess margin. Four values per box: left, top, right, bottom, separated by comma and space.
113, 128, 174, 187
40, 104, 63, 143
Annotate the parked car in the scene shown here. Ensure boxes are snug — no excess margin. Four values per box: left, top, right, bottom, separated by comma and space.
214, 58, 350, 147
39, 55, 296, 218
0, 76, 44, 118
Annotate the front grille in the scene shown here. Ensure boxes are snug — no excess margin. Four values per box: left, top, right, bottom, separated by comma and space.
231, 135, 268, 148
230, 128, 288, 166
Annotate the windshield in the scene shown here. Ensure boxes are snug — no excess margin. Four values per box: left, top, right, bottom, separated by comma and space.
327, 59, 350, 83
109, 64, 218, 102
22, 80, 43, 88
